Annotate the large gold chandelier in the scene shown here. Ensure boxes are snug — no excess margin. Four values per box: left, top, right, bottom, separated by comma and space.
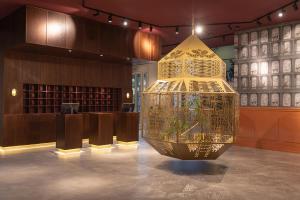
141, 35, 239, 160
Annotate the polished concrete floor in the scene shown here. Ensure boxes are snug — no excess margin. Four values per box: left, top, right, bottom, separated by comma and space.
0, 140, 300, 200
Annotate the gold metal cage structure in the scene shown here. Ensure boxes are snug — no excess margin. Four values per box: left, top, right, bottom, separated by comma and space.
141, 35, 239, 160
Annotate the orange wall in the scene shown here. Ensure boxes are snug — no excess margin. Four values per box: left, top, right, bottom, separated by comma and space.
236, 107, 300, 153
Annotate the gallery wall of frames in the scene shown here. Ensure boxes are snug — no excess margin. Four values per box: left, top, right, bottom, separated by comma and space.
234, 21, 300, 107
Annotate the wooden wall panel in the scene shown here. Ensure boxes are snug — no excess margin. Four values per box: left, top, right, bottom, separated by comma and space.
47, 11, 66, 48
83, 19, 99, 52
26, 6, 47, 45
3, 51, 132, 114
236, 107, 300, 153
66, 15, 84, 50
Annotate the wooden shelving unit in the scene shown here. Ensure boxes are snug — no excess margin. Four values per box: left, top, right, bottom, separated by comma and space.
23, 84, 121, 113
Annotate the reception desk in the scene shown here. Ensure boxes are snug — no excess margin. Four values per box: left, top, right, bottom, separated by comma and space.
56, 114, 83, 150
236, 107, 300, 153
89, 113, 114, 146
115, 112, 139, 142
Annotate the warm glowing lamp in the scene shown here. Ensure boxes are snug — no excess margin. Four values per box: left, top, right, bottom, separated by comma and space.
11, 88, 17, 97
126, 92, 130, 99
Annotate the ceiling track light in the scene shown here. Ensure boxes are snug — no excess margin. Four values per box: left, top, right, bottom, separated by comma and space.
267, 14, 272, 22
149, 25, 153, 32
256, 20, 262, 26
138, 21, 142, 30
108, 14, 112, 23
123, 19, 128, 27
293, 1, 298, 10
228, 24, 233, 30
175, 26, 179, 35
93, 10, 100, 16
278, 10, 284, 18
195, 25, 203, 34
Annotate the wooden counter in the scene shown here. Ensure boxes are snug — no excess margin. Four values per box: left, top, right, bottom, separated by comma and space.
89, 113, 113, 146
56, 114, 83, 150
236, 107, 300, 153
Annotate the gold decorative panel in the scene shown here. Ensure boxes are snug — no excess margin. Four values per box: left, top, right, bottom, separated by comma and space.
141, 35, 239, 160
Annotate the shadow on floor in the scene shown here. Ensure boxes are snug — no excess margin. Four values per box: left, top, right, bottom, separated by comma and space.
156, 160, 228, 176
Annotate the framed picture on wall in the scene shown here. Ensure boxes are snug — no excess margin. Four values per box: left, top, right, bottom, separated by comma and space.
282, 59, 292, 73
261, 76, 268, 88
261, 44, 268, 57
251, 77, 257, 88
295, 93, 300, 107
241, 94, 248, 106
283, 26, 292, 40
241, 63, 248, 76
272, 43, 279, 55
241, 77, 248, 88
234, 64, 238, 76
295, 59, 300, 72
296, 75, 300, 88
295, 24, 300, 38
271, 93, 280, 106
271, 28, 280, 41
272, 75, 279, 88
241, 33, 248, 45
283, 75, 291, 88
250, 94, 258, 106
251, 46, 258, 58
260, 93, 269, 106
260, 62, 268, 75
240, 47, 248, 58
296, 40, 300, 53
234, 35, 239, 46
250, 32, 258, 44
271, 60, 279, 74
250, 63, 258, 75
234, 78, 238, 88
282, 41, 291, 55
283, 93, 291, 107
260, 30, 268, 43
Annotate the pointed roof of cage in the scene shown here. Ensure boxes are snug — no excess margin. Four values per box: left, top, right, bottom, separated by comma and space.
158, 35, 226, 80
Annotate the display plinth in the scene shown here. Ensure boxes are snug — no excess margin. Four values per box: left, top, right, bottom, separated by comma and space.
56, 114, 83, 150
89, 113, 114, 146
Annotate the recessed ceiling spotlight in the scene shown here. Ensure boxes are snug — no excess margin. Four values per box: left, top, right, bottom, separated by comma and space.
195, 25, 203, 34
108, 14, 112, 23
138, 21, 142, 30
100, 54, 103, 57
175, 26, 179, 35
123, 19, 128, 26
68, 49, 72, 53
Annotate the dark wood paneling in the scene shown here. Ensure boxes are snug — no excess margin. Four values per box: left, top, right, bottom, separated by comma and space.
26, 6, 47, 45
83, 19, 99, 52
66, 15, 84, 50
46, 11, 66, 48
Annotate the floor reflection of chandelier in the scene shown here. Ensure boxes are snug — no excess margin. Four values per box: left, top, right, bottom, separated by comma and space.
141, 35, 239, 160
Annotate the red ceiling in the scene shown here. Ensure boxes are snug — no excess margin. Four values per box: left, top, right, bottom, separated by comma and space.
1, 0, 300, 53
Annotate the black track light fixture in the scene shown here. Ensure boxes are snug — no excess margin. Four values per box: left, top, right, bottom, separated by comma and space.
175, 26, 179, 35
149, 25, 153, 32
267, 14, 272, 22
108, 14, 112, 23
138, 21, 142, 30
256, 20, 262, 26
93, 10, 100, 16
228, 24, 233, 30
293, 1, 298, 10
